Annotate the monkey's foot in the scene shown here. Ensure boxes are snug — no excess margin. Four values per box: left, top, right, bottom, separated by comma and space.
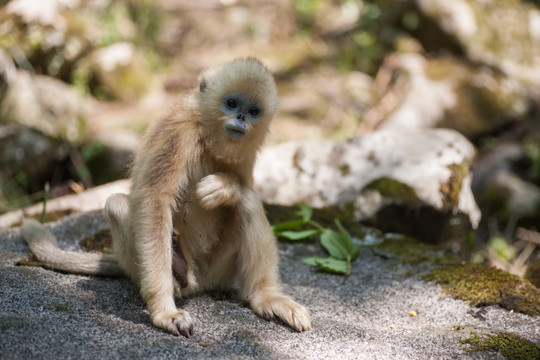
195, 174, 241, 210
151, 310, 194, 337
250, 292, 311, 332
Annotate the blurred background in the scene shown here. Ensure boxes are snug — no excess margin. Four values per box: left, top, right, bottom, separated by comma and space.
0, 0, 539, 282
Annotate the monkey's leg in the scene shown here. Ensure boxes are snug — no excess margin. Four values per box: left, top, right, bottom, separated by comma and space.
196, 173, 242, 210
104, 193, 139, 281
131, 197, 194, 338
235, 190, 312, 332
171, 230, 188, 288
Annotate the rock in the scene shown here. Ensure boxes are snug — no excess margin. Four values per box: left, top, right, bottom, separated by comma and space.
478, 170, 540, 223
0, 207, 537, 359
525, 258, 540, 288
273, 67, 373, 142
81, 42, 153, 101
415, 0, 540, 91
0, 70, 89, 144
0, 49, 17, 99
361, 53, 529, 138
0, 125, 59, 179
0, 180, 130, 229
0, 125, 63, 211
254, 128, 480, 243
472, 137, 540, 224
86, 130, 141, 185
0, 0, 137, 80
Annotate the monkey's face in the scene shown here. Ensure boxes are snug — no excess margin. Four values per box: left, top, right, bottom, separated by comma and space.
198, 58, 278, 156
221, 93, 264, 140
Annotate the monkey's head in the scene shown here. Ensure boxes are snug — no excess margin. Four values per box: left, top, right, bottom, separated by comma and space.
198, 58, 278, 159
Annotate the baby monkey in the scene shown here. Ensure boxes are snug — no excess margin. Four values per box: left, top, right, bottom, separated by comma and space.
22, 58, 311, 337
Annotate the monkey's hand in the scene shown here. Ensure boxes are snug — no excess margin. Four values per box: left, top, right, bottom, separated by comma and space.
196, 173, 242, 210
151, 309, 194, 338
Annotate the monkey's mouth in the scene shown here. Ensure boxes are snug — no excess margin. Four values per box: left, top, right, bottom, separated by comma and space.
225, 124, 247, 140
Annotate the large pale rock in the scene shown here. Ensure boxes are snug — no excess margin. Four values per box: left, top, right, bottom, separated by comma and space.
0, 71, 89, 143
361, 53, 529, 137
1, 128, 480, 241
82, 42, 153, 101
1, 209, 538, 359
254, 128, 480, 241
415, 0, 540, 90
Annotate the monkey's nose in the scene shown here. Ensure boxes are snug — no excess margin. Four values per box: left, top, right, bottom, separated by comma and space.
236, 114, 246, 122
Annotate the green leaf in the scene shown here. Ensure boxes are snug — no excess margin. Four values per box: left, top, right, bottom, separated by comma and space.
301, 256, 324, 267
276, 229, 321, 241
334, 219, 360, 260
315, 258, 350, 275
296, 203, 313, 223
335, 219, 352, 250
320, 229, 349, 260
350, 244, 360, 261
272, 219, 306, 232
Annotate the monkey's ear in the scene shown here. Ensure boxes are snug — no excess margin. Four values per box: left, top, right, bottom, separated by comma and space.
199, 78, 207, 93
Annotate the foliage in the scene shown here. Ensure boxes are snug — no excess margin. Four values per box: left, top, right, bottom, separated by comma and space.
293, 0, 421, 75
524, 136, 540, 182
272, 204, 360, 275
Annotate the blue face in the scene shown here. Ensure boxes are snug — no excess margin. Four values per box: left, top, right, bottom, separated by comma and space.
221, 94, 264, 140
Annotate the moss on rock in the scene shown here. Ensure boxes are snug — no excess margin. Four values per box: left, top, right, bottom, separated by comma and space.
365, 178, 419, 206
461, 332, 540, 360
423, 263, 540, 316
372, 233, 457, 265
79, 229, 113, 254
525, 259, 540, 288
440, 163, 469, 209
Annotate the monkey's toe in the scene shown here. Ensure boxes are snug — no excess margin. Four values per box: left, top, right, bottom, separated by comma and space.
279, 302, 311, 332
152, 310, 194, 338
252, 295, 311, 332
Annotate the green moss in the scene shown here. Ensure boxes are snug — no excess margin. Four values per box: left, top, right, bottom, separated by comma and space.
231, 329, 261, 347
208, 290, 234, 301
79, 229, 113, 254
372, 233, 457, 265
54, 304, 70, 312
423, 263, 540, 316
365, 178, 418, 205
0, 315, 28, 334
440, 163, 469, 209
525, 259, 540, 288
461, 332, 540, 360
15, 256, 43, 268
425, 58, 456, 81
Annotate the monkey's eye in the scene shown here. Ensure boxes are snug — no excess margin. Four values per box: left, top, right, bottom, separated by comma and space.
248, 107, 260, 117
226, 99, 238, 109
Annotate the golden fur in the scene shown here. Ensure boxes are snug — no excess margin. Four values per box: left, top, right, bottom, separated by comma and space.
21, 58, 311, 337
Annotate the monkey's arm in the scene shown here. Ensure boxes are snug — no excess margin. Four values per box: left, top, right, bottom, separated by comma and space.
131, 194, 193, 337
195, 172, 243, 210
128, 122, 197, 337
21, 218, 124, 277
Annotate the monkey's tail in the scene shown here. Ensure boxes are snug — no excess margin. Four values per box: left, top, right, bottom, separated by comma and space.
20, 218, 125, 277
